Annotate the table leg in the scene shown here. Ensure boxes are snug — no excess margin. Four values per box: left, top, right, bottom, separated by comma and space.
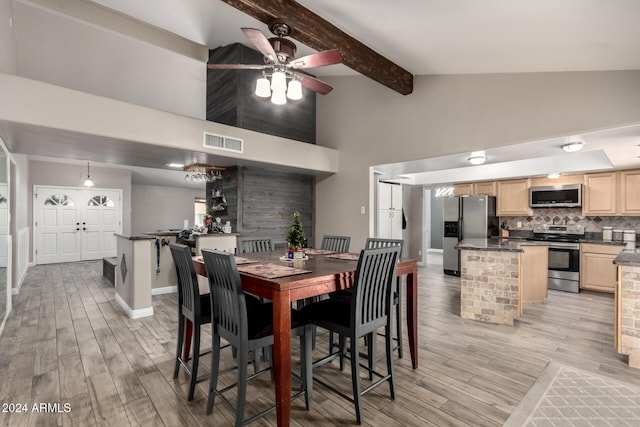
272, 291, 292, 427
183, 319, 193, 361
406, 266, 418, 369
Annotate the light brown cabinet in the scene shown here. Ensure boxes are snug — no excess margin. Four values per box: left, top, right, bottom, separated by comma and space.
619, 169, 640, 214
453, 181, 496, 196
583, 172, 617, 215
497, 179, 531, 216
580, 243, 623, 293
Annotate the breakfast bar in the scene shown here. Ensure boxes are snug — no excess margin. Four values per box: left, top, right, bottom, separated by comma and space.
458, 238, 548, 325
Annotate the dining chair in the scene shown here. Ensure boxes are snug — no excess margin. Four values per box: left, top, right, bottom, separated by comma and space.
320, 235, 351, 252
329, 238, 404, 370
201, 249, 313, 426
170, 243, 212, 401
301, 245, 401, 424
237, 237, 273, 254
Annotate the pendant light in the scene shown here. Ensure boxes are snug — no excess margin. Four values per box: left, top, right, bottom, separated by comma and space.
83, 162, 94, 187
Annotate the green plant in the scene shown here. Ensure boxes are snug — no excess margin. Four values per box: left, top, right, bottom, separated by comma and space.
285, 211, 306, 250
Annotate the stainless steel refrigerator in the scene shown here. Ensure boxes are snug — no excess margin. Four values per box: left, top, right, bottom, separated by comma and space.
443, 195, 499, 276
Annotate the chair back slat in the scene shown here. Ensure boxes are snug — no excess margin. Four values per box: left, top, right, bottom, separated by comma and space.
170, 243, 202, 321
321, 235, 351, 253
351, 246, 401, 330
201, 249, 248, 341
238, 238, 273, 254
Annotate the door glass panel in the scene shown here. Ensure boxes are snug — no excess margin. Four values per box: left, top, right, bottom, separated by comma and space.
88, 195, 114, 207
44, 194, 75, 206
549, 250, 570, 269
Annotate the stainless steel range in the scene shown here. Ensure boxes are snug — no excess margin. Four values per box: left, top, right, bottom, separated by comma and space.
528, 224, 584, 293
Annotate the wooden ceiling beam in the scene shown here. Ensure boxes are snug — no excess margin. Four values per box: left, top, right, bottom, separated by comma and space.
220, 0, 414, 95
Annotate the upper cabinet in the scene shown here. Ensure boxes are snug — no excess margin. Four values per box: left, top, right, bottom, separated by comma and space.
497, 179, 531, 216
453, 181, 496, 197
619, 170, 640, 215
583, 172, 617, 215
583, 170, 640, 216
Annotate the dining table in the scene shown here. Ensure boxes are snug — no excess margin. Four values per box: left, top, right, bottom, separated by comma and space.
191, 249, 418, 427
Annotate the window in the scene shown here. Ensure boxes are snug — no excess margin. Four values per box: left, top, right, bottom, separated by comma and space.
44, 194, 75, 206
88, 195, 115, 207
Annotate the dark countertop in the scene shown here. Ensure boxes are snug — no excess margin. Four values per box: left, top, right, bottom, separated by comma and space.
614, 249, 640, 266
457, 237, 547, 252
114, 233, 156, 241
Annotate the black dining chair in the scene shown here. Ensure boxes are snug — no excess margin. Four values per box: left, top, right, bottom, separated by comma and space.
170, 243, 212, 401
237, 237, 273, 254
201, 249, 313, 426
329, 238, 404, 370
301, 245, 401, 424
320, 235, 351, 252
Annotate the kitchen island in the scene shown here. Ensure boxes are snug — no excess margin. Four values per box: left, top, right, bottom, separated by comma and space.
457, 238, 548, 325
614, 248, 640, 369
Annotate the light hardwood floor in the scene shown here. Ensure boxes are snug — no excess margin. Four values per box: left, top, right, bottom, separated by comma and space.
1, 260, 640, 426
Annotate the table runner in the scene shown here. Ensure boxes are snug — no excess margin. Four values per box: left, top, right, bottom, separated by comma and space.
303, 248, 337, 255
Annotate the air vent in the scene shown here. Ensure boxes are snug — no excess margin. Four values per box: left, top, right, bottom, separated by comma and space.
203, 132, 244, 153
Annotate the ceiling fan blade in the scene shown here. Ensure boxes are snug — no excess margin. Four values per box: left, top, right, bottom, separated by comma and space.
292, 72, 333, 95
207, 63, 269, 70
290, 50, 343, 69
241, 28, 278, 63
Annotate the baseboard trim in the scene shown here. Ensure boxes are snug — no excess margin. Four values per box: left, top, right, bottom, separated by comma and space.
152, 286, 177, 296
114, 293, 154, 319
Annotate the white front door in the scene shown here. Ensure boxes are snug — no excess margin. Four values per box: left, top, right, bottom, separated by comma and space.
35, 186, 122, 264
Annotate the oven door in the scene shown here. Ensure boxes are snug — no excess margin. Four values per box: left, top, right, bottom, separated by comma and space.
548, 245, 579, 273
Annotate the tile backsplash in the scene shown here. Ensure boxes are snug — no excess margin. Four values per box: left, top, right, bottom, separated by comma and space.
502, 207, 640, 232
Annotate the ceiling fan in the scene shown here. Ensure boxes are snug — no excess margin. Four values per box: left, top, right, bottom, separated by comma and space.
207, 21, 343, 102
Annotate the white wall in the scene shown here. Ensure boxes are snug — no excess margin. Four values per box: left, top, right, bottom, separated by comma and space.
131, 184, 204, 234
315, 71, 640, 250
0, 0, 16, 74
29, 160, 132, 236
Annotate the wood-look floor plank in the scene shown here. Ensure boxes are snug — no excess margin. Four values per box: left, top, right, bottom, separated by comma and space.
4, 259, 640, 426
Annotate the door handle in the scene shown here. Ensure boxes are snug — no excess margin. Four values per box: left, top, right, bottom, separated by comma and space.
76, 228, 80, 231
77, 222, 80, 225
83, 228, 87, 231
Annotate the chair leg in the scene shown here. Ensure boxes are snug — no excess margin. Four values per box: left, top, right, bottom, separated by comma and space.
174, 315, 184, 378
235, 347, 249, 427
385, 322, 396, 400
206, 333, 221, 415
367, 332, 376, 381
301, 325, 313, 410
350, 336, 363, 424
188, 323, 201, 401
339, 335, 347, 371
396, 278, 403, 359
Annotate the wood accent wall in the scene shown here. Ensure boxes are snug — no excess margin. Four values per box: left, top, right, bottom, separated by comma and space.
206, 43, 316, 144
208, 166, 314, 247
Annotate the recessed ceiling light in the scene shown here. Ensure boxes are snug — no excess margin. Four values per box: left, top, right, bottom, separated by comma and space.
561, 141, 585, 152
547, 173, 560, 179
468, 155, 487, 165
166, 163, 184, 168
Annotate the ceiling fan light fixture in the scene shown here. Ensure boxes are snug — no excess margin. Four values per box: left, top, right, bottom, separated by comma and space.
271, 89, 287, 105
286, 79, 302, 100
255, 77, 271, 98
271, 71, 287, 92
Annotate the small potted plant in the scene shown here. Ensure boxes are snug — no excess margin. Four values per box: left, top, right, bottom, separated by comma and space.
285, 211, 306, 259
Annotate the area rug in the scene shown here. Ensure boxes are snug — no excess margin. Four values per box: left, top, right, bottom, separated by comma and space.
504, 362, 640, 426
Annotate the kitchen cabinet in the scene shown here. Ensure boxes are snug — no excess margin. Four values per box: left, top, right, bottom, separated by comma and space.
580, 243, 623, 293
583, 172, 617, 215
618, 170, 640, 214
453, 181, 496, 196
497, 179, 531, 216
377, 182, 403, 239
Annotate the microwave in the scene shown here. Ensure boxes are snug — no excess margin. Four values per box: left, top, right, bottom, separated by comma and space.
529, 184, 582, 208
